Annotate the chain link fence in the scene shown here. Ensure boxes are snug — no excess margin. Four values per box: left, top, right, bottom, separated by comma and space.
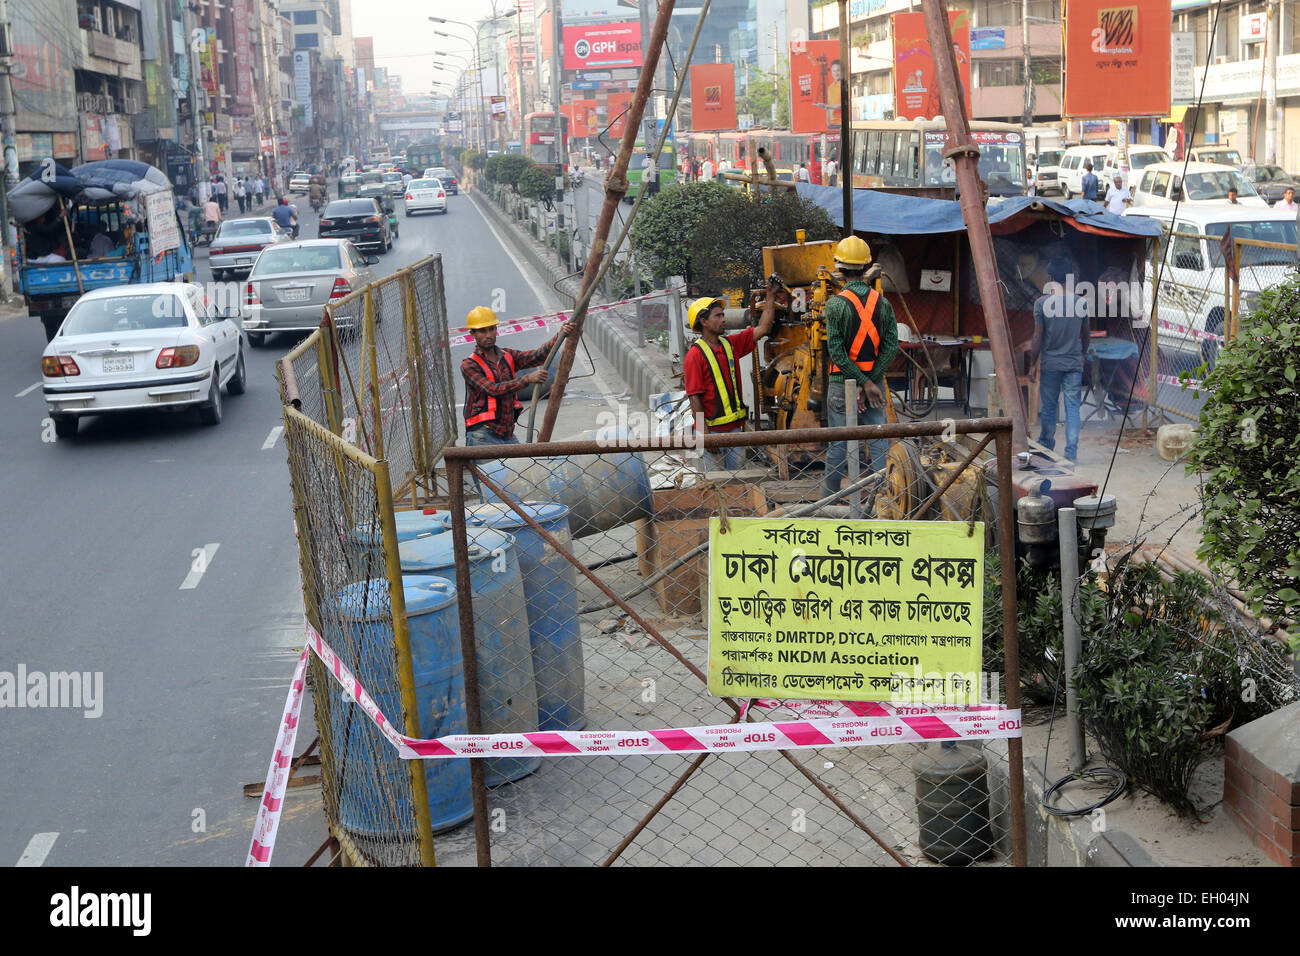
432, 421, 1024, 867
277, 255, 455, 504
281, 408, 435, 866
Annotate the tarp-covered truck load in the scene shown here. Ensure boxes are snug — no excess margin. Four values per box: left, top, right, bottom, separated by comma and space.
8, 160, 194, 341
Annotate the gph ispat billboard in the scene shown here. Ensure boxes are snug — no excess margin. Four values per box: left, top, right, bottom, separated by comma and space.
563, 22, 642, 70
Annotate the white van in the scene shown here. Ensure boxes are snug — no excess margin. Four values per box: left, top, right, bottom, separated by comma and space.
1131, 161, 1268, 208
1058, 144, 1172, 200
1124, 205, 1297, 366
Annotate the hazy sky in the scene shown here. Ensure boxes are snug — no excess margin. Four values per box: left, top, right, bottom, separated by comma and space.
353, 0, 522, 101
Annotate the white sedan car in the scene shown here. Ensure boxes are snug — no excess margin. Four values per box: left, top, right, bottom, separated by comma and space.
404, 178, 448, 216
41, 283, 245, 438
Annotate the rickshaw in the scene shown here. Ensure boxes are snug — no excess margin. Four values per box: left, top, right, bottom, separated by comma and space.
358, 183, 399, 239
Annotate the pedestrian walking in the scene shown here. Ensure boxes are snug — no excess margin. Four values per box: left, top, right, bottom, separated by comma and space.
214, 176, 228, 212
822, 236, 899, 497
460, 307, 577, 450
254, 176, 265, 205
234, 177, 246, 213
1081, 160, 1099, 201
684, 287, 778, 472
1031, 257, 1091, 466
796, 162, 811, 183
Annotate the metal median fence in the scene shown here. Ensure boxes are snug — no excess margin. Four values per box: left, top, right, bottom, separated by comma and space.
1144, 235, 1299, 425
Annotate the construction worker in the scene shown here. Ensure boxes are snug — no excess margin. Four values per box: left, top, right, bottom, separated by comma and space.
823, 235, 899, 497
460, 306, 577, 448
684, 285, 778, 471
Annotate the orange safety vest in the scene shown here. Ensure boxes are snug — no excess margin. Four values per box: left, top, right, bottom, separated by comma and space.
829, 287, 882, 374
464, 351, 524, 427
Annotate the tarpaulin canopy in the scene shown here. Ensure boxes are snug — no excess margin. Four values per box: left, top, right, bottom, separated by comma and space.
6, 159, 173, 224
794, 184, 1163, 239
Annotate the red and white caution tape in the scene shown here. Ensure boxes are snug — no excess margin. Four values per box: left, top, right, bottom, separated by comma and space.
304, 622, 1020, 759
1157, 318, 1225, 344
246, 647, 309, 867
1156, 372, 1210, 390
446, 292, 671, 346
251, 624, 1020, 862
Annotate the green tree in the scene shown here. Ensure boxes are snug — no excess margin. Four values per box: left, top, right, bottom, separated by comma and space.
688, 189, 840, 294
628, 180, 736, 289
737, 58, 792, 128
1189, 274, 1300, 628
518, 164, 556, 202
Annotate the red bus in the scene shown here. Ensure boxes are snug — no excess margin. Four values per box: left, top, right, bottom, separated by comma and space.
524, 111, 569, 177
683, 129, 827, 184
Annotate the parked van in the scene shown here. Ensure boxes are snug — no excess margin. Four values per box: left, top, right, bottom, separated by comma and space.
1188, 145, 1247, 169
1131, 161, 1268, 208
1029, 146, 1067, 195
1058, 144, 1172, 199
1124, 205, 1297, 367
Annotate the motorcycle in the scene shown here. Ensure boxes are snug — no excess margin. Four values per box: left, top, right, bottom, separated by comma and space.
569, 168, 584, 189
310, 194, 324, 214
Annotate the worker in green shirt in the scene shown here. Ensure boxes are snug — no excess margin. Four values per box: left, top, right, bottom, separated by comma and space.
823, 235, 899, 497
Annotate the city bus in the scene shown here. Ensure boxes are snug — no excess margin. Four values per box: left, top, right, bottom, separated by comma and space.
849, 120, 1027, 196
684, 129, 829, 183
625, 140, 677, 203
524, 111, 569, 177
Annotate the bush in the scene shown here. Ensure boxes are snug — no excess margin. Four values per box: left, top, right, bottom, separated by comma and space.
518, 164, 556, 202
459, 149, 486, 171
1189, 274, 1300, 627
687, 188, 840, 295
629, 181, 735, 288
1075, 553, 1294, 813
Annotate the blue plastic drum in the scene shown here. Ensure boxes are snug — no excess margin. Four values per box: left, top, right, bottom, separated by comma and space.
349, 508, 447, 553
447, 503, 586, 731
479, 449, 652, 539
399, 528, 541, 786
330, 575, 472, 837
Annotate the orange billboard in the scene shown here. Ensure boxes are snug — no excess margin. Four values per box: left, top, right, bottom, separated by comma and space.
607, 92, 632, 139
892, 11, 972, 122
789, 40, 843, 134
690, 63, 737, 132
1064, 0, 1171, 118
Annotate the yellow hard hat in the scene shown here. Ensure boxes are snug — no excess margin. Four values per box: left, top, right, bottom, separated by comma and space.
465, 306, 499, 330
834, 235, 872, 267
687, 296, 726, 333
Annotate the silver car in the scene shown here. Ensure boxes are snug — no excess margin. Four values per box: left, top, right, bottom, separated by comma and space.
241, 239, 379, 347
208, 217, 292, 280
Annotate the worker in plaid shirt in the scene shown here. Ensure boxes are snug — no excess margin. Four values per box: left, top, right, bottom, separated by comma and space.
460, 306, 576, 446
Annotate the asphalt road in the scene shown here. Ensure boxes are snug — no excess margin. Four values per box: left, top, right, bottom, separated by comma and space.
0, 183, 624, 866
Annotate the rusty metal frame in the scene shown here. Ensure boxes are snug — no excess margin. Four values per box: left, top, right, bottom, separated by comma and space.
443, 418, 1027, 868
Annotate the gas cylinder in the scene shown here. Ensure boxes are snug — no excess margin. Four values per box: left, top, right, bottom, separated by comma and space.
913, 741, 994, 866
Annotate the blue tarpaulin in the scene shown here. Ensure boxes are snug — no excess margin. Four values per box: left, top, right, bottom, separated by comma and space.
794, 184, 1163, 238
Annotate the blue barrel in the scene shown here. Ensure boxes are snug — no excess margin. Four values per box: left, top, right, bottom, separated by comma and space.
399, 528, 541, 786
453, 503, 585, 732
330, 575, 473, 837
348, 509, 448, 567
479, 449, 652, 539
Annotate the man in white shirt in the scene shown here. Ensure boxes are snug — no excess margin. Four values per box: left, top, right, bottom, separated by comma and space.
1105, 174, 1132, 215
1275, 186, 1299, 212
823, 156, 838, 187
796, 163, 811, 183
701, 158, 715, 182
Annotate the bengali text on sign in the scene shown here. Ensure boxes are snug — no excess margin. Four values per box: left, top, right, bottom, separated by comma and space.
707, 518, 984, 703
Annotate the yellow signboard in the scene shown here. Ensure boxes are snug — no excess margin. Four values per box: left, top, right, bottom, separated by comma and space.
707, 518, 984, 703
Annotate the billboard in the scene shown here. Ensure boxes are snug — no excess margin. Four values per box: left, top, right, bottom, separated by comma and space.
690, 63, 737, 132
789, 40, 842, 133
563, 22, 642, 70
293, 51, 314, 127
200, 27, 218, 94
892, 11, 971, 122
1063, 0, 1172, 118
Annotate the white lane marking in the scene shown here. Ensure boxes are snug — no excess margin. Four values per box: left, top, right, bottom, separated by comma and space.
16, 832, 58, 866
472, 195, 561, 312
180, 543, 221, 590
262, 425, 284, 450
14, 382, 41, 398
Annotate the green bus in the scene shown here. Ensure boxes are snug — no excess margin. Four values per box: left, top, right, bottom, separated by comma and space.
624, 141, 677, 204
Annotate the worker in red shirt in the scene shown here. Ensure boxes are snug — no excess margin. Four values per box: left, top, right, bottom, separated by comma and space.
460, 306, 576, 448
683, 284, 778, 471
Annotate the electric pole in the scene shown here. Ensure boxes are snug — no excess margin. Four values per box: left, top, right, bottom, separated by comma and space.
1266, 0, 1278, 162
0, 0, 19, 297
639, 0, 658, 153
1021, 0, 1034, 128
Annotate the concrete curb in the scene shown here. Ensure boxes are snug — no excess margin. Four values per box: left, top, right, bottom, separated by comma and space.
470, 187, 678, 407
1023, 756, 1161, 867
